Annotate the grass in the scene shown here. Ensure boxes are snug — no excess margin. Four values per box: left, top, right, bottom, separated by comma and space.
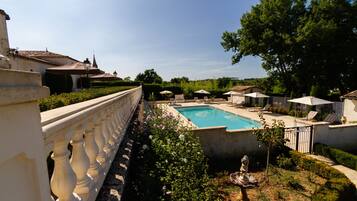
211, 165, 326, 201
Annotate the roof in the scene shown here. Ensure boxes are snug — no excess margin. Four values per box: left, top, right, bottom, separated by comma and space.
90, 73, 117, 78
231, 85, 258, 92
343, 90, 357, 99
17, 50, 79, 62
0, 9, 10, 20
10, 53, 58, 66
46, 62, 101, 75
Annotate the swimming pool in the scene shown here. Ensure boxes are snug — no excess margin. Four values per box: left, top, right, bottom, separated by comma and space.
175, 106, 261, 130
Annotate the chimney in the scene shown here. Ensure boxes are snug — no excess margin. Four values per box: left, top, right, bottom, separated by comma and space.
0, 9, 10, 69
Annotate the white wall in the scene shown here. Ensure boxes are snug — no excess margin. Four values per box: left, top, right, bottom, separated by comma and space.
193, 127, 265, 160
343, 99, 357, 122
313, 123, 357, 151
9, 56, 55, 74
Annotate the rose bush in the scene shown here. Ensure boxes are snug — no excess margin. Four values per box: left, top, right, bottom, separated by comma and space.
145, 108, 217, 201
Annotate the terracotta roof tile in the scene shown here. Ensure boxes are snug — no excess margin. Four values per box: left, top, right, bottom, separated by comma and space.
343, 90, 357, 99
17, 50, 67, 58
231, 85, 257, 92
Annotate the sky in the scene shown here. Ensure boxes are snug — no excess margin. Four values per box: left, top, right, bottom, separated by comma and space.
1, 0, 266, 81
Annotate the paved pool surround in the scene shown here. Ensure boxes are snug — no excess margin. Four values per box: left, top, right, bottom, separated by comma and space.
163, 102, 308, 159
175, 105, 261, 130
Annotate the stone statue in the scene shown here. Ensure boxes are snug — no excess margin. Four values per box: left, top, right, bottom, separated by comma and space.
230, 155, 258, 188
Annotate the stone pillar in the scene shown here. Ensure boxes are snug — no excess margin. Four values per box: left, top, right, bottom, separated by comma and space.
0, 69, 51, 201
0, 9, 10, 69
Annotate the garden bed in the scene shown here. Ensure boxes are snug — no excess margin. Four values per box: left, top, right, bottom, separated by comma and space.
212, 166, 326, 201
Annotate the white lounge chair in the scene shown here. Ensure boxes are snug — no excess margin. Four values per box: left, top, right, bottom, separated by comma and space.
302, 111, 318, 121
261, 104, 271, 112
203, 96, 209, 103
324, 113, 340, 124
174, 94, 185, 103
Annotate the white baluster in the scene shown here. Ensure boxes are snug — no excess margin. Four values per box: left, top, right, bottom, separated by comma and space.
106, 112, 115, 153
51, 130, 78, 201
84, 119, 101, 180
94, 116, 106, 165
102, 114, 111, 156
70, 125, 92, 198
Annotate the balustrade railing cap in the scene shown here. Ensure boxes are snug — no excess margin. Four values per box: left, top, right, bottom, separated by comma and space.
0, 69, 49, 106
42, 86, 141, 142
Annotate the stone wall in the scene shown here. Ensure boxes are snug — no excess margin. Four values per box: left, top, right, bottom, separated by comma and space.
9, 55, 56, 74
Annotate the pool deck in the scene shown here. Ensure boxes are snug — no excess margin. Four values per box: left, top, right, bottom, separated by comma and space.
166, 102, 312, 128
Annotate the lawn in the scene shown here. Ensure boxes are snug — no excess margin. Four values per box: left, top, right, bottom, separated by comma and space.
212, 165, 326, 201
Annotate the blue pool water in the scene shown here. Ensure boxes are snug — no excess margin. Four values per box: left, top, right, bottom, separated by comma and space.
175, 106, 261, 130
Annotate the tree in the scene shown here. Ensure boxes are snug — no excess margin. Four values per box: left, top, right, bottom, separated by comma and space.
135, 69, 163, 83
123, 76, 131, 81
170, 76, 189, 84
217, 77, 232, 88
253, 112, 286, 177
222, 0, 357, 96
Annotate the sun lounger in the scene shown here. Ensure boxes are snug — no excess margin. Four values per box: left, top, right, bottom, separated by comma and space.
261, 104, 271, 112
175, 94, 185, 103
301, 111, 318, 121
203, 96, 210, 103
324, 113, 340, 124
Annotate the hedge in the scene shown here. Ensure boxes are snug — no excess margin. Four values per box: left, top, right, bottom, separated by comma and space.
314, 143, 357, 171
39, 86, 134, 112
142, 84, 183, 100
290, 151, 356, 201
91, 80, 141, 87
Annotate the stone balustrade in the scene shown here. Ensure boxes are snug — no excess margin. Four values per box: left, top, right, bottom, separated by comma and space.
0, 68, 142, 201
42, 87, 142, 201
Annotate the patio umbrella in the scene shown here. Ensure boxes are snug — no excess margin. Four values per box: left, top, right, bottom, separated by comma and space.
288, 96, 333, 106
194, 89, 210, 94
223, 91, 241, 95
244, 92, 269, 98
160, 90, 173, 95
244, 92, 269, 106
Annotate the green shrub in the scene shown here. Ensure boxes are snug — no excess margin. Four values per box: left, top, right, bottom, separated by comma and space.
39, 86, 134, 112
314, 143, 357, 171
91, 80, 141, 87
145, 108, 217, 200
290, 151, 356, 200
276, 155, 294, 170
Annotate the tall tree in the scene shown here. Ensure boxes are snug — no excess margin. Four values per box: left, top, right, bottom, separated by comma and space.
222, 0, 357, 96
135, 69, 163, 83
171, 76, 189, 84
